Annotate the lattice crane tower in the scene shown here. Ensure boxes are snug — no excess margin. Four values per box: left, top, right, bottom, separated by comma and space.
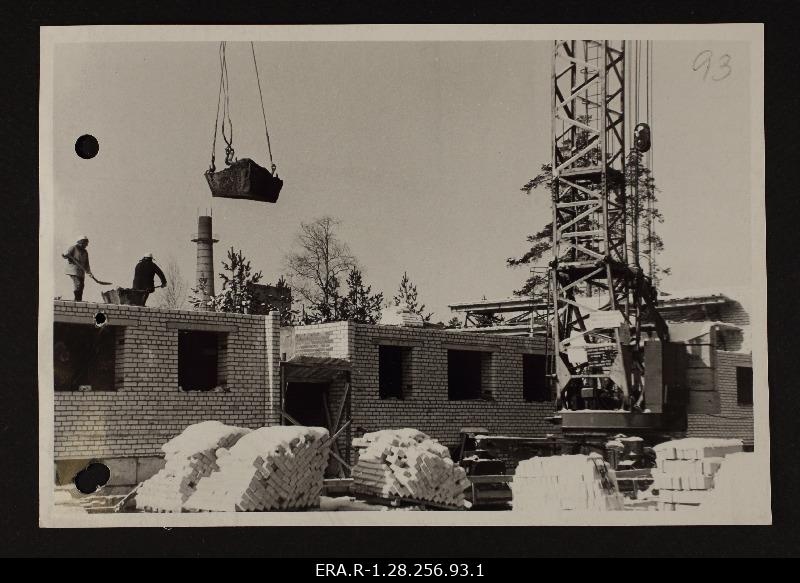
549, 40, 665, 413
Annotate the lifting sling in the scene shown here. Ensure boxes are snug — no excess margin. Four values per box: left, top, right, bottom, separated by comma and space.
205, 41, 283, 203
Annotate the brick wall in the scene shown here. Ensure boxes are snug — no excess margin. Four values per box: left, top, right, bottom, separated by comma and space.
686, 350, 754, 445
284, 319, 756, 453
281, 322, 350, 360
53, 300, 280, 460
288, 322, 558, 452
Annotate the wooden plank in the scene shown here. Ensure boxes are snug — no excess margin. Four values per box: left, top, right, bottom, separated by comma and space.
329, 450, 352, 472
614, 469, 652, 479
322, 391, 346, 478
332, 383, 350, 437
354, 494, 464, 511
326, 419, 351, 446
281, 410, 302, 426
467, 475, 514, 484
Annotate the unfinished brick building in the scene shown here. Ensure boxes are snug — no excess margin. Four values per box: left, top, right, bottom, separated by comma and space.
52, 300, 281, 486
280, 319, 555, 461
50, 287, 755, 487
658, 291, 754, 447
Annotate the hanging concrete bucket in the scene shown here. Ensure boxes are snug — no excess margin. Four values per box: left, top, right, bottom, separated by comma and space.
205, 158, 283, 203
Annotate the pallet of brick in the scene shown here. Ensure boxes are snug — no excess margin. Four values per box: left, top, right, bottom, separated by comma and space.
651, 438, 742, 511
511, 454, 625, 512
351, 429, 469, 509
136, 421, 251, 512
184, 426, 330, 512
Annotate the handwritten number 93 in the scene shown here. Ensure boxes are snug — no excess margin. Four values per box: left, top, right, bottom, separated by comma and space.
693, 50, 732, 81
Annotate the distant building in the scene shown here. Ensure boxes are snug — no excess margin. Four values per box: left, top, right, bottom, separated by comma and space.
656, 289, 754, 446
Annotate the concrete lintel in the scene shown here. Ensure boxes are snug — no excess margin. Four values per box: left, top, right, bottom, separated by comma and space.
166, 321, 238, 333
442, 343, 498, 353
55, 313, 139, 327
372, 338, 423, 348
518, 348, 547, 355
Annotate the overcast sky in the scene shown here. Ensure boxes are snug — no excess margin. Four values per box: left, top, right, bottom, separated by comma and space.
51, 40, 752, 319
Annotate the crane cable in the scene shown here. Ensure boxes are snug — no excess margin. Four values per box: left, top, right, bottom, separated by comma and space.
632, 41, 641, 267
646, 41, 655, 281
220, 43, 234, 165
251, 42, 277, 175
209, 44, 224, 173
209, 42, 235, 171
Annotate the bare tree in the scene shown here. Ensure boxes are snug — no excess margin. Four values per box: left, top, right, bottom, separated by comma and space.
284, 216, 358, 320
157, 258, 188, 310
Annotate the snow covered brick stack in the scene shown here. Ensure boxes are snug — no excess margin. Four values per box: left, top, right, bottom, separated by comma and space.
511, 454, 625, 512
136, 421, 251, 512
351, 429, 469, 508
652, 438, 743, 511
184, 426, 330, 512
702, 452, 763, 520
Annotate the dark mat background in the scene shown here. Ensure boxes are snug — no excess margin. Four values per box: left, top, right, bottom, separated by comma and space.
1, 0, 797, 558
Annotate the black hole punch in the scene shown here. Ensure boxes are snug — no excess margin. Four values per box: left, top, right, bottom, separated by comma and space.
75, 134, 99, 159
94, 312, 107, 327
86, 462, 111, 487
74, 462, 110, 494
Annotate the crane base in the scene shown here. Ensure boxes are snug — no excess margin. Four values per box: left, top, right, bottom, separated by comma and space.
559, 410, 665, 431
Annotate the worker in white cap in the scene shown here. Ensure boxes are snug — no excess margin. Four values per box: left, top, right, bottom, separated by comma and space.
62, 236, 92, 301
133, 252, 167, 306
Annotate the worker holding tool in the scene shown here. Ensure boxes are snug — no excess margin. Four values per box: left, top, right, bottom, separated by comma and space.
132, 253, 167, 306
62, 236, 92, 301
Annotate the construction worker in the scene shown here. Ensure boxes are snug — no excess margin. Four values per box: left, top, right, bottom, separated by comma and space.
133, 253, 167, 306
62, 236, 92, 301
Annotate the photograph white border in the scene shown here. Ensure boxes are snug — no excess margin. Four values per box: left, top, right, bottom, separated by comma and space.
39, 23, 768, 527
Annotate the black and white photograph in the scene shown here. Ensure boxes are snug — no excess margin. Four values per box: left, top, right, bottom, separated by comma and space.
38, 24, 768, 527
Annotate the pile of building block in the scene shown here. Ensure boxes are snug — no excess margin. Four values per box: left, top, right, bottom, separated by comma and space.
351, 429, 470, 508
701, 452, 762, 519
184, 426, 330, 512
511, 454, 625, 512
651, 438, 743, 511
136, 421, 251, 512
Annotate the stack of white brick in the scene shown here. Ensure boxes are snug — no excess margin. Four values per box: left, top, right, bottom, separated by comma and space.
351, 429, 469, 508
184, 426, 330, 512
652, 438, 743, 511
702, 452, 761, 519
512, 454, 625, 512
136, 421, 251, 512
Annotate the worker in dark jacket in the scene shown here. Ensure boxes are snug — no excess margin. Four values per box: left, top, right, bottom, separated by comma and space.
62, 236, 92, 301
133, 253, 167, 306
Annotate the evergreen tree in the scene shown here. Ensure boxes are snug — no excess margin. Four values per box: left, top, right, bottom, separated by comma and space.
338, 268, 384, 324
393, 271, 433, 322
189, 247, 263, 314
445, 316, 462, 329
509, 117, 668, 296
